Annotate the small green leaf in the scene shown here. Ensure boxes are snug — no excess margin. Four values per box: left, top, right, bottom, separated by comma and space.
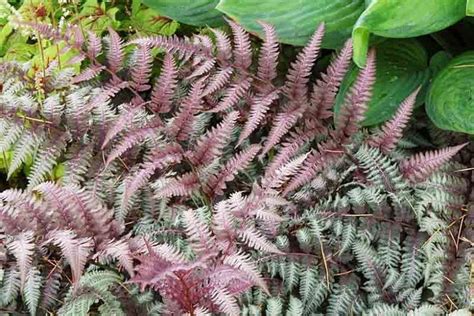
353, 0, 466, 67
426, 51, 474, 134
216, 0, 365, 48
334, 39, 430, 126
141, 0, 224, 27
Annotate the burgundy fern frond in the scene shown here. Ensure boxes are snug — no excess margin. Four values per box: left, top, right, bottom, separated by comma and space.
150, 54, 178, 113
264, 129, 313, 177
210, 288, 240, 316
34, 182, 119, 243
182, 209, 218, 255
223, 251, 269, 294
259, 24, 324, 155
400, 143, 468, 183
6, 231, 35, 289
202, 67, 233, 97
256, 21, 279, 93
261, 103, 306, 155
283, 140, 343, 194
228, 20, 252, 74
101, 106, 141, 149
263, 153, 309, 190
106, 27, 124, 73
90, 80, 129, 107
282, 23, 324, 102
335, 49, 376, 140
39, 269, 62, 311
368, 87, 420, 153
310, 39, 353, 119
128, 35, 211, 60
188, 111, 239, 166
167, 79, 205, 141
212, 29, 233, 64
206, 144, 261, 196
131, 45, 153, 91
156, 172, 199, 198
19, 21, 63, 42
45, 230, 93, 284
86, 31, 102, 59
105, 125, 160, 166
69, 25, 85, 48
97, 239, 134, 276
122, 144, 183, 207
72, 65, 106, 84
237, 90, 279, 146
187, 58, 216, 80
209, 78, 252, 113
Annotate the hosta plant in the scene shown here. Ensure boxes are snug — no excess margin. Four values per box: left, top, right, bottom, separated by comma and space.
0, 19, 472, 315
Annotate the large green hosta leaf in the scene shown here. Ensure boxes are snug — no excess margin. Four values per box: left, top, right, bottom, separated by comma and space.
426, 52, 474, 134
216, 0, 365, 48
141, 0, 224, 26
353, 0, 469, 67
334, 39, 430, 126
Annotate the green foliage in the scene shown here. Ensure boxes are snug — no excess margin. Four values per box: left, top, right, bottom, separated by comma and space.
142, 0, 223, 27
59, 269, 124, 316
352, 0, 468, 67
426, 51, 474, 134
217, 0, 365, 48
0, 0, 179, 64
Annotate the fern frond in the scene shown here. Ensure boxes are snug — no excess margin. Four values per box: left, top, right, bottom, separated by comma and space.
150, 54, 177, 113
206, 144, 260, 196
238, 90, 279, 146
202, 67, 233, 97
282, 23, 324, 101
128, 34, 210, 60
86, 30, 102, 59
228, 20, 252, 74
105, 125, 160, 166
311, 39, 353, 119
28, 132, 68, 188
239, 226, 283, 254
256, 21, 279, 93
400, 143, 468, 183
188, 111, 238, 166
23, 266, 42, 316
210, 77, 252, 112
211, 288, 240, 316
130, 45, 153, 91
368, 87, 420, 153
103, 27, 124, 73
335, 49, 376, 140
156, 172, 199, 198
167, 79, 205, 141
211, 29, 232, 64
6, 231, 35, 288
45, 230, 93, 284
182, 209, 217, 255
223, 251, 268, 294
